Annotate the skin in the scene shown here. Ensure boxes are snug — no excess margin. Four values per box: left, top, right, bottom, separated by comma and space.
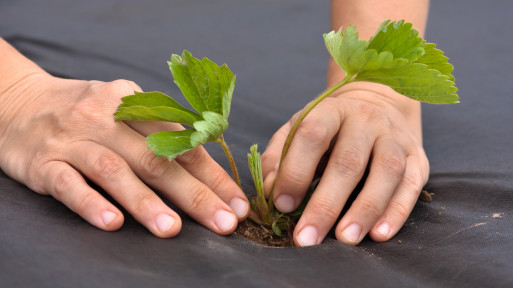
0, 38, 250, 238
262, 0, 430, 246
1, 0, 429, 246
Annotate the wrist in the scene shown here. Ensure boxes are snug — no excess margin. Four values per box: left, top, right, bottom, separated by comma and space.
0, 38, 48, 94
0, 38, 54, 143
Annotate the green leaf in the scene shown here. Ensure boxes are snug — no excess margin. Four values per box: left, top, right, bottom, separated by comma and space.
367, 20, 424, 61
248, 144, 265, 199
146, 130, 195, 161
354, 63, 459, 104
114, 91, 201, 126
248, 144, 270, 223
118, 91, 190, 109
190, 111, 228, 147
324, 26, 370, 74
250, 198, 258, 214
325, 19, 459, 104
324, 21, 420, 75
272, 221, 282, 236
417, 42, 455, 82
138, 110, 228, 161
168, 50, 236, 118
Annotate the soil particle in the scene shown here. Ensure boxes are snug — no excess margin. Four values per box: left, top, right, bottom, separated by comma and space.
235, 220, 294, 248
419, 190, 432, 202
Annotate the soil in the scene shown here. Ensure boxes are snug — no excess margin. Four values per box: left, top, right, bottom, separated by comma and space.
235, 220, 294, 248
236, 189, 433, 248
419, 190, 432, 203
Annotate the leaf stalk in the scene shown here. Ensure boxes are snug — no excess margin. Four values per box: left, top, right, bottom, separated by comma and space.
216, 135, 242, 188
270, 73, 354, 197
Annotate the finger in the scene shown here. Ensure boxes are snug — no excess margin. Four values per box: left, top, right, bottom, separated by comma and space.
272, 99, 341, 213
66, 141, 182, 238
369, 153, 429, 242
175, 146, 249, 220
335, 137, 407, 245
104, 125, 239, 235
292, 122, 373, 246
125, 116, 249, 220
40, 160, 123, 231
261, 122, 290, 197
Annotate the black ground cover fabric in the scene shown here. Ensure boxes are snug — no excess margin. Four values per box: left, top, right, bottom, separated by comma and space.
1, 1, 512, 287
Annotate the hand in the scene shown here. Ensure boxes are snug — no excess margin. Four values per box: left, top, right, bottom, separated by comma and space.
261, 82, 429, 246
0, 73, 249, 237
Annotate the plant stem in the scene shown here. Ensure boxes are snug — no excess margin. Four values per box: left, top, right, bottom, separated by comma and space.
270, 74, 354, 197
216, 135, 241, 188
279, 74, 354, 164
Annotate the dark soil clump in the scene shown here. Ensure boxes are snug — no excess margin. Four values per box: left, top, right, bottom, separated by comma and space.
419, 190, 432, 203
235, 220, 294, 248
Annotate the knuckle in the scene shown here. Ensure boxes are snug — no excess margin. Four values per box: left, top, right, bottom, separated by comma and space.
296, 118, 332, 148
177, 147, 205, 168
376, 151, 406, 178
356, 102, 379, 119
28, 155, 59, 194
279, 165, 310, 188
186, 184, 213, 211
52, 169, 77, 200
330, 148, 366, 178
419, 153, 430, 178
112, 79, 140, 92
356, 102, 390, 126
357, 198, 383, 219
68, 96, 113, 127
308, 199, 341, 220
207, 172, 227, 193
70, 98, 100, 120
387, 200, 412, 220
139, 150, 172, 181
131, 193, 155, 215
92, 153, 125, 180
76, 191, 96, 213
401, 171, 424, 194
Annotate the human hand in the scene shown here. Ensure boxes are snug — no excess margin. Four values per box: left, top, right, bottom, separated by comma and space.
0, 73, 249, 238
261, 82, 429, 246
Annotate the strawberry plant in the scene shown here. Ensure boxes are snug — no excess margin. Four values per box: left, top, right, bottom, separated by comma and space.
114, 20, 459, 242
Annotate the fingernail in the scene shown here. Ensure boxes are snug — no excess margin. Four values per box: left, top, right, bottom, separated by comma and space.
156, 213, 175, 233
214, 210, 237, 232
376, 222, 390, 238
101, 211, 117, 226
264, 170, 277, 181
342, 223, 362, 244
275, 194, 295, 213
229, 198, 249, 219
264, 162, 279, 180
297, 225, 319, 247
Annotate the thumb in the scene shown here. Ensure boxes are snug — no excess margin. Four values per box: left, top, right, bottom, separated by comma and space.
261, 122, 290, 198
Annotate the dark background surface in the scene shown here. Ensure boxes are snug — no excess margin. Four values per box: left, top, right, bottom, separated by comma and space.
1, 0, 512, 287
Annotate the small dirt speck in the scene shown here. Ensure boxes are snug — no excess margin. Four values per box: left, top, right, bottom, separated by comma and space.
419, 190, 432, 202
